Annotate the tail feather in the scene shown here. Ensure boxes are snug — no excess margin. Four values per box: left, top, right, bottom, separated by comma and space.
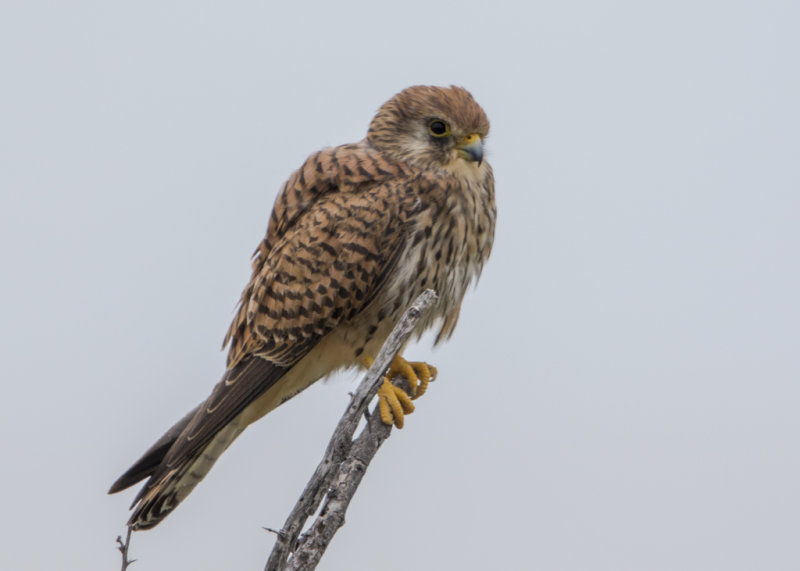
128, 419, 245, 529
109, 356, 286, 530
108, 403, 202, 495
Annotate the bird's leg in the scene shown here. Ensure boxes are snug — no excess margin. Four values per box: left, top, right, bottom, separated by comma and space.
360, 355, 437, 429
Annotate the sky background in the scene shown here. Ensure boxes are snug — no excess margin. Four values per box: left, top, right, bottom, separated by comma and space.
1, 1, 798, 570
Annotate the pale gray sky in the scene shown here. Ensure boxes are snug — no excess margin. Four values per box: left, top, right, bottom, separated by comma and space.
1, 1, 799, 570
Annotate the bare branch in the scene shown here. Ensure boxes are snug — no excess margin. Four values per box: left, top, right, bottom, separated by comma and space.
281, 385, 397, 570
116, 526, 136, 571
265, 289, 438, 571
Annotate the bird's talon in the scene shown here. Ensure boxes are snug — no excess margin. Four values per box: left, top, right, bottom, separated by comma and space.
377, 378, 414, 429
388, 356, 436, 399
364, 354, 436, 427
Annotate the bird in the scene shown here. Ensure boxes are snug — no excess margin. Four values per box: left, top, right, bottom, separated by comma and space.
109, 85, 496, 530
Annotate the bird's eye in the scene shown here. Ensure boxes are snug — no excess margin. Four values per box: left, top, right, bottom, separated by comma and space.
428, 119, 450, 137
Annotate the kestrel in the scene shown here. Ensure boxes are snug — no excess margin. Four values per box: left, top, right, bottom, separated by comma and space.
109, 85, 496, 530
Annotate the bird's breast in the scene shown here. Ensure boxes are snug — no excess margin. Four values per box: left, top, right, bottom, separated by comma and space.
388, 172, 495, 335
333, 166, 495, 361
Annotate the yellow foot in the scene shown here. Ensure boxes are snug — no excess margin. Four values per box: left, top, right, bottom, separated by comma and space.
377, 378, 415, 429
387, 355, 437, 399
360, 354, 438, 429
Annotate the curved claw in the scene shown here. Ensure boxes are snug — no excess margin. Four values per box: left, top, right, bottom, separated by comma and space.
377, 378, 415, 429
388, 356, 437, 399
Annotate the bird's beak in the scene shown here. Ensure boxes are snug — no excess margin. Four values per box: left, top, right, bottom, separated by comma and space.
456, 133, 484, 166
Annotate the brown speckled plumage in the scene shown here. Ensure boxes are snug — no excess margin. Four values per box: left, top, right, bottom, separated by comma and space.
109, 85, 496, 530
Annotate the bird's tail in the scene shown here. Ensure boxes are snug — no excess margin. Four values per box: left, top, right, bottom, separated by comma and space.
108, 402, 245, 529
126, 418, 246, 530
109, 356, 287, 530
109, 405, 249, 530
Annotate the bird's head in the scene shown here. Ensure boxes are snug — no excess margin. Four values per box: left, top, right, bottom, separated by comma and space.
367, 85, 490, 170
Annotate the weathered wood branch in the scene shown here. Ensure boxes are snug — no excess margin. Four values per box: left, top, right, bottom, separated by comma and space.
264, 289, 438, 571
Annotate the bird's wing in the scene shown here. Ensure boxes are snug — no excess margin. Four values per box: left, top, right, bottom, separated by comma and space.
158, 180, 415, 474
116, 145, 419, 528
223, 144, 413, 366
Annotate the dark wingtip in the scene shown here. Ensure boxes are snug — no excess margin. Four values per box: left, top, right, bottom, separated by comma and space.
108, 451, 163, 495
108, 403, 204, 495
108, 479, 127, 495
